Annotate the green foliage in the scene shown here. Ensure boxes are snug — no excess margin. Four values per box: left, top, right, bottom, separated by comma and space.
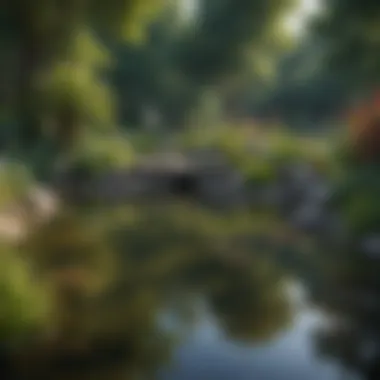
103, 202, 292, 342
1, 200, 294, 378
68, 27, 113, 68
176, 0, 296, 85
210, 259, 292, 342
111, 0, 298, 130
2, 0, 170, 177
211, 128, 276, 184
24, 210, 118, 294
89, 0, 167, 43
0, 162, 34, 209
251, 34, 350, 126
2, 0, 304, 178
330, 100, 380, 235
69, 132, 136, 175
267, 130, 335, 175
128, 132, 160, 153
179, 125, 334, 186
180, 126, 256, 169
266, 131, 301, 163
315, 0, 380, 88
37, 62, 116, 129
332, 165, 380, 235
35, 27, 115, 130
0, 245, 52, 344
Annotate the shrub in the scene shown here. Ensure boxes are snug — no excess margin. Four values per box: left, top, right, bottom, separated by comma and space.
330, 94, 380, 236
69, 132, 136, 176
0, 245, 52, 344
345, 94, 380, 164
128, 132, 161, 153
0, 161, 34, 209
180, 126, 277, 185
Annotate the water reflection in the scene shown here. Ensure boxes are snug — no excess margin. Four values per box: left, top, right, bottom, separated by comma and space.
159, 302, 340, 380
5, 202, 362, 379
311, 239, 380, 380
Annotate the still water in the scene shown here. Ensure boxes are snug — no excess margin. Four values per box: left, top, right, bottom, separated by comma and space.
158, 282, 345, 380
9, 203, 376, 379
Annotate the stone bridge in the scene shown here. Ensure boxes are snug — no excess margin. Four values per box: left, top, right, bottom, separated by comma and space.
56, 149, 248, 210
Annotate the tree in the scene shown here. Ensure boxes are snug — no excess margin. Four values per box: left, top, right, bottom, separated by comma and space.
175, 0, 295, 85
1, 0, 168, 178
244, 36, 350, 128
110, 9, 190, 129
110, 0, 298, 130
315, 0, 380, 91
172, 0, 297, 125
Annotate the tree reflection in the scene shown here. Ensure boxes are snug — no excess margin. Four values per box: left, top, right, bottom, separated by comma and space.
9, 202, 294, 379
311, 243, 380, 380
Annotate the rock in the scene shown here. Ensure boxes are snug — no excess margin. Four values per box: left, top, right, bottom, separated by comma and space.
291, 202, 324, 231
0, 213, 27, 242
360, 235, 380, 259
197, 168, 247, 209
27, 187, 60, 220
0, 186, 60, 243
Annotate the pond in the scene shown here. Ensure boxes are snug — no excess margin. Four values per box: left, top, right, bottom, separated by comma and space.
6, 201, 378, 380
158, 282, 345, 380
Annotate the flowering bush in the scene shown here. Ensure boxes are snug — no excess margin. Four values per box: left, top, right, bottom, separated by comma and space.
347, 93, 380, 163
331, 93, 380, 236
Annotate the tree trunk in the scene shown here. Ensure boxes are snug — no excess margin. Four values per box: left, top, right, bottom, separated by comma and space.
15, 5, 46, 157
